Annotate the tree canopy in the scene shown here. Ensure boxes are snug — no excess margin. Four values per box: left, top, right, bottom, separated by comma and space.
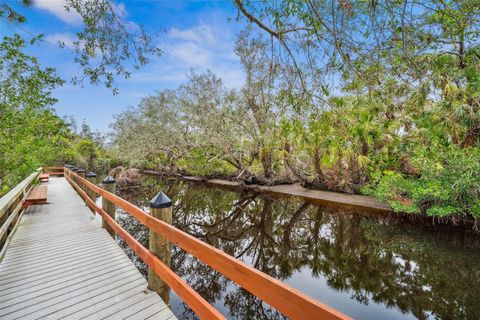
111, 1, 480, 223
1, 1, 480, 222
0, 34, 111, 195
0, 0, 160, 93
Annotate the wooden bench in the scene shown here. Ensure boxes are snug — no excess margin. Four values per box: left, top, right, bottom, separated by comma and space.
39, 173, 50, 182
22, 185, 48, 209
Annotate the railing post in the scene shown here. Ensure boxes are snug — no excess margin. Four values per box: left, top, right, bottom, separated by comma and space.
77, 169, 86, 192
101, 176, 116, 237
148, 191, 172, 304
77, 168, 86, 179
71, 167, 79, 184
86, 171, 97, 203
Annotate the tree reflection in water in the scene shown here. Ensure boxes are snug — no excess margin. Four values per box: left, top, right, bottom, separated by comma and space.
115, 177, 480, 320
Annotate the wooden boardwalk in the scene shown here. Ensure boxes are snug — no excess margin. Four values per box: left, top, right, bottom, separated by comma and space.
0, 177, 176, 320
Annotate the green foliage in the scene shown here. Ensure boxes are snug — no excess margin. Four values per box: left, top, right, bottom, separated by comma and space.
176, 148, 238, 177
73, 139, 97, 169
65, 0, 161, 93
0, 35, 69, 195
1, 0, 160, 93
110, 1, 480, 222
0, 34, 109, 195
364, 147, 480, 218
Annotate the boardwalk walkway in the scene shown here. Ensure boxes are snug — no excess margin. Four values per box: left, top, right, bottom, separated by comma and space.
0, 177, 176, 320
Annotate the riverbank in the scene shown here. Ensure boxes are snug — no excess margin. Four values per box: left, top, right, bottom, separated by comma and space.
142, 170, 391, 212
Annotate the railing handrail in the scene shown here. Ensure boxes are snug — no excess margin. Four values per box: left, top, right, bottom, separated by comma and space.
42, 166, 64, 171
0, 171, 39, 219
0, 170, 40, 260
65, 167, 351, 320
65, 172, 224, 319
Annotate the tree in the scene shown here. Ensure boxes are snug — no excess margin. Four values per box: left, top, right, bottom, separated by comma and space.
235, 28, 280, 179
1, 0, 161, 93
0, 34, 71, 194
108, 2, 480, 221
234, 1, 480, 122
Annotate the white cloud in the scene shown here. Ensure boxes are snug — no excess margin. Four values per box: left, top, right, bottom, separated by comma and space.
34, 0, 82, 25
34, 0, 128, 26
126, 23, 245, 89
168, 24, 216, 45
168, 42, 212, 67
131, 64, 189, 84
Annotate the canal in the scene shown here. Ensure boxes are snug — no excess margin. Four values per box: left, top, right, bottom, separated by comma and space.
113, 175, 480, 320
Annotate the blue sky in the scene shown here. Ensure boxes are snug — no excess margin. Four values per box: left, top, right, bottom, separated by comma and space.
2, 0, 245, 132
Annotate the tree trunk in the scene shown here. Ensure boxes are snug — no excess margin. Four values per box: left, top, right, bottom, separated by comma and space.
261, 148, 273, 179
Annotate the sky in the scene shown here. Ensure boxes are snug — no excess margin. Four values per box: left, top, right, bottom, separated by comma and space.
2, 0, 246, 133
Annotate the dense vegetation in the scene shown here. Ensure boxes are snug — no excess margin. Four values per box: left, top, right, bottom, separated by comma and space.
0, 34, 66, 194
0, 35, 111, 195
0, 0, 157, 195
111, 1, 480, 222
1, 1, 480, 223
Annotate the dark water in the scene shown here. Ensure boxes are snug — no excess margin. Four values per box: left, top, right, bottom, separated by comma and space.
113, 176, 480, 320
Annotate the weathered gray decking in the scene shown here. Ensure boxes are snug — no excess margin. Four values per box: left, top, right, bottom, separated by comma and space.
0, 177, 176, 320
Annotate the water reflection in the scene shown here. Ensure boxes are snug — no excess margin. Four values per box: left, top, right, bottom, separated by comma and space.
116, 176, 480, 320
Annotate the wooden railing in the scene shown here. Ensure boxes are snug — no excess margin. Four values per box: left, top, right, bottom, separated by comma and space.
0, 170, 41, 259
42, 166, 64, 176
64, 167, 351, 320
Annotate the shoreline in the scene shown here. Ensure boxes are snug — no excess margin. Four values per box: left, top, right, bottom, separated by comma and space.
141, 170, 392, 213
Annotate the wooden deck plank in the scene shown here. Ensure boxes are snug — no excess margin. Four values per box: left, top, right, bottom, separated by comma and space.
4, 271, 140, 319
2, 230, 117, 262
6, 228, 104, 248
82, 289, 164, 320
0, 259, 135, 306
0, 177, 176, 320
45, 280, 147, 319
0, 234, 114, 267
0, 264, 137, 314
17, 273, 144, 320
0, 232, 111, 263
0, 254, 127, 299
126, 303, 170, 320
0, 249, 125, 289
0, 242, 120, 275
101, 294, 162, 320
0, 245, 125, 283
143, 307, 175, 320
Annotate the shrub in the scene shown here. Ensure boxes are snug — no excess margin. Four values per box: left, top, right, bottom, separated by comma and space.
364, 146, 480, 219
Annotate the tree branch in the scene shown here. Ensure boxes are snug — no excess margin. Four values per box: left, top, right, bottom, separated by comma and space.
234, 0, 280, 39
